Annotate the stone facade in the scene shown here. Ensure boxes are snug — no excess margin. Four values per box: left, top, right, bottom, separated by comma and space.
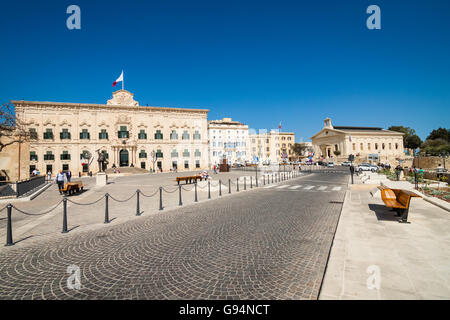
249, 130, 295, 163
208, 118, 250, 167
13, 90, 209, 175
311, 118, 405, 164
0, 136, 30, 182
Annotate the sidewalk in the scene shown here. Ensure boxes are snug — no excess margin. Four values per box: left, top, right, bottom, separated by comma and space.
319, 174, 450, 300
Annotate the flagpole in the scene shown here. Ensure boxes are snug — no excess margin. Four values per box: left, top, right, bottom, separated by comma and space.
122, 70, 124, 90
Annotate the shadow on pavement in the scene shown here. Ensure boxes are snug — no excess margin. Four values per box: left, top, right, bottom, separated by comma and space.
368, 204, 400, 222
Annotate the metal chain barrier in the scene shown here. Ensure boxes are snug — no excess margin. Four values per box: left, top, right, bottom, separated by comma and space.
67, 195, 105, 206
161, 187, 178, 194
140, 189, 160, 197
181, 185, 195, 191
109, 192, 137, 203
12, 199, 64, 216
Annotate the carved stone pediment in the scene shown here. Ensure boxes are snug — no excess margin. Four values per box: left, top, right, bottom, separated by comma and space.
43, 119, 55, 126
59, 119, 72, 127
98, 120, 110, 127
169, 123, 179, 129
107, 90, 139, 106
79, 120, 91, 127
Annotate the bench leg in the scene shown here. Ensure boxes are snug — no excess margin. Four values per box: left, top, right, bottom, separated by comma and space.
398, 208, 410, 223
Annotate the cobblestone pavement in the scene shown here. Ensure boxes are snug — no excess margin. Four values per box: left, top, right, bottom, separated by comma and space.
0, 171, 347, 300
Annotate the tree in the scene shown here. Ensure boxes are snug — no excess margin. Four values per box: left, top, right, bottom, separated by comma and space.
426, 128, 450, 143
0, 102, 33, 152
333, 150, 341, 156
388, 126, 423, 152
291, 143, 307, 157
405, 134, 422, 150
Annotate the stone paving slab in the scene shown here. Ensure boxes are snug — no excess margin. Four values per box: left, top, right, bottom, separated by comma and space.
319, 178, 450, 300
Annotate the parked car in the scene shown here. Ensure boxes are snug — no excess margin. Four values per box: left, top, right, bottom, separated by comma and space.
356, 163, 378, 172
436, 167, 448, 173
341, 161, 351, 166
327, 162, 335, 167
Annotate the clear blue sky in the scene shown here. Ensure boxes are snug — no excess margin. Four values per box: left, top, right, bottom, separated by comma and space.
1, 0, 449, 142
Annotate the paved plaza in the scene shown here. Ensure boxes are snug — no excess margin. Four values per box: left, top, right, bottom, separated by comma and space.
0, 169, 347, 300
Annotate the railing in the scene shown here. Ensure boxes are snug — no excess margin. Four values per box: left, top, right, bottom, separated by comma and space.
15, 175, 46, 197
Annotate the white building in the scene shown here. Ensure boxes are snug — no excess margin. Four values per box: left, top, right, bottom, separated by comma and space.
208, 118, 250, 167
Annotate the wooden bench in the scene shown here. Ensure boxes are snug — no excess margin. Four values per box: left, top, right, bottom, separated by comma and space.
377, 185, 421, 223
61, 181, 84, 195
175, 175, 205, 185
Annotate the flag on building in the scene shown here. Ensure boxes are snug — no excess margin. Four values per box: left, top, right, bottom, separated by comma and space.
113, 70, 124, 88
278, 121, 282, 130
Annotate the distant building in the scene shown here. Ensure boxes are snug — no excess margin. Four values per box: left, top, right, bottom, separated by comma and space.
208, 118, 249, 166
249, 129, 295, 163
310, 118, 404, 164
13, 90, 209, 175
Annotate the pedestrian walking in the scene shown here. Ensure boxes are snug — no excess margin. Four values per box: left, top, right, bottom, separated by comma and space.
54, 170, 67, 195
66, 169, 72, 182
47, 170, 51, 181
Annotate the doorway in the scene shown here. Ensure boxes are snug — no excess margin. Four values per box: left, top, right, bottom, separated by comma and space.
120, 149, 129, 167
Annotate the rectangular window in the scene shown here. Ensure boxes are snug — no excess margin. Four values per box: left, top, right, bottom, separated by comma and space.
194, 149, 201, 157
60, 129, 71, 140
182, 131, 190, 140
30, 151, 38, 161
171, 150, 179, 158
139, 150, 147, 158
80, 129, 90, 140
170, 130, 178, 140
138, 129, 147, 139
172, 161, 177, 169
193, 130, 201, 140
183, 149, 190, 157
60, 151, 71, 160
140, 162, 146, 169
99, 129, 108, 140
29, 128, 38, 140
46, 164, 52, 174
196, 160, 200, 168
184, 161, 189, 169
43, 129, 53, 140
62, 164, 69, 171
29, 165, 36, 174
44, 151, 54, 161
118, 126, 129, 138
154, 130, 163, 140
156, 149, 163, 158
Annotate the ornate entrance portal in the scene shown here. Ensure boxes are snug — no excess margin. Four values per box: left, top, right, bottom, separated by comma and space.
119, 149, 129, 167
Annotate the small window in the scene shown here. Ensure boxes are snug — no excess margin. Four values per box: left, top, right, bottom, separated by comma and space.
193, 130, 201, 140
170, 130, 178, 140
154, 130, 163, 140
80, 129, 90, 140
171, 150, 179, 158
183, 149, 190, 157
60, 129, 71, 140
182, 130, 190, 140
156, 149, 163, 158
29, 128, 38, 140
184, 161, 189, 169
44, 151, 54, 161
43, 128, 53, 140
139, 150, 147, 158
195, 160, 200, 168
138, 129, 147, 140
30, 151, 38, 161
60, 151, 71, 160
99, 129, 108, 140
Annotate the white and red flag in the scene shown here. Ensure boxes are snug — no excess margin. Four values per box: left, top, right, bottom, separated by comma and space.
278, 121, 282, 130
113, 70, 124, 88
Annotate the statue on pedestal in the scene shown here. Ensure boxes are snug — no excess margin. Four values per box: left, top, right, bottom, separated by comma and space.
96, 149, 109, 172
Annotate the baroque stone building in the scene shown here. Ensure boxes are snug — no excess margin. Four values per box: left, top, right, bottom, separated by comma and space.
13, 90, 209, 175
310, 118, 405, 164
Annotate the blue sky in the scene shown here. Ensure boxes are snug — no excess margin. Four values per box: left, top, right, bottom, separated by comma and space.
1, 0, 449, 141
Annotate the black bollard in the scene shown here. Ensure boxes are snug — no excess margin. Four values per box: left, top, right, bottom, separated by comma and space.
208, 181, 211, 199
136, 189, 141, 216
236, 178, 239, 192
195, 182, 198, 202
179, 185, 183, 206
272, 174, 273, 184
219, 180, 222, 196
159, 187, 163, 210
250, 176, 253, 188
228, 179, 231, 194
244, 177, 246, 190
263, 175, 265, 185
104, 193, 109, 223
62, 197, 68, 233
5, 204, 13, 246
